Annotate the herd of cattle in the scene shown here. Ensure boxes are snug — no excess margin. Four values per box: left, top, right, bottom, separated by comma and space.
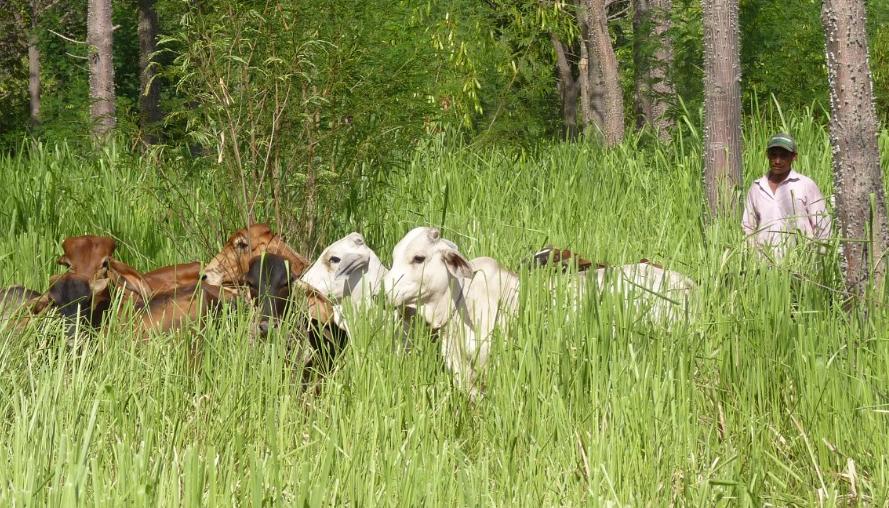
0, 224, 697, 398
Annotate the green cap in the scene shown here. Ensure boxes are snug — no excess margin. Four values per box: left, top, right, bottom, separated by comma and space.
766, 133, 797, 153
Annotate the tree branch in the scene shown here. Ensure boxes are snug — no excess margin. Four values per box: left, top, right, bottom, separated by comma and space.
48, 28, 87, 44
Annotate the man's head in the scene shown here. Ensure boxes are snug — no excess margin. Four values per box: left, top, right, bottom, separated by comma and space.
766, 133, 797, 176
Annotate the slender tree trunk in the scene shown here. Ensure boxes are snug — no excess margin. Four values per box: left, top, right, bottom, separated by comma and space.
582, 0, 624, 146
137, 0, 162, 145
701, 0, 742, 216
27, 14, 40, 126
87, 0, 116, 140
551, 34, 580, 140
633, 0, 675, 142
822, 0, 888, 295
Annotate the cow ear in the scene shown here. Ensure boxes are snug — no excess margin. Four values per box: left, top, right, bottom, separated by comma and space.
201, 282, 222, 301
107, 259, 151, 301
334, 252, 369, 279
442, 249, 473, 279
89, 277, 110, 294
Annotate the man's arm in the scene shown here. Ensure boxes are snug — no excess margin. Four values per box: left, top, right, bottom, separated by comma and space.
742, 186, 758, 238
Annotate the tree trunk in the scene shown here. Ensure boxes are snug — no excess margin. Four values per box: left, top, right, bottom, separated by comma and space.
27, 13, 40, 126
822, 0, 888, 296
550, 34, 580, 140
87, 0, 116, 140
633, 0, 674, 142
701, 0, 742, 217
582, 0, 624, 146
137, 0, 162, 145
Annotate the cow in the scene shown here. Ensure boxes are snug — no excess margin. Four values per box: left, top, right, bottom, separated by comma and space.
529, 247, 696, 323
128, 281, 229, 336
36, 235, 223, 337
300, 232, 389, 332
204, 224, 311, 287
56, 234, 202, 303
382, 227, 519, 400
245, 253, 347, 371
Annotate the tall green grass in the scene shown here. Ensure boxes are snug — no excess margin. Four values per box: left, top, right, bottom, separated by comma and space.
1, 115, 888, 505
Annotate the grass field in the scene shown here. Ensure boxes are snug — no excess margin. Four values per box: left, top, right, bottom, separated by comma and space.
1, 113, 889, 505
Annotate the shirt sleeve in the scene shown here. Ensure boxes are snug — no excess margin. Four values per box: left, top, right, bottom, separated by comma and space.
741, 185, 758, 238
806, 181, 831, 239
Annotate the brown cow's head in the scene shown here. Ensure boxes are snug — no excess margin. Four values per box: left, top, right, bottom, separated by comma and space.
58, 235, 117, 279
204, 224, 311, 287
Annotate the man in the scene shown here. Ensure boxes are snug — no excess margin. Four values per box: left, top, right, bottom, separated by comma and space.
742, 133, 831, 257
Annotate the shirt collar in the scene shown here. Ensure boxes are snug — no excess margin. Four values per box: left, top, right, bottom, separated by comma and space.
754, 169, 801, 186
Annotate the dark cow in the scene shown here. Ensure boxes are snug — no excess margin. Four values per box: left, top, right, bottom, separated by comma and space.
245, 253, 346, 370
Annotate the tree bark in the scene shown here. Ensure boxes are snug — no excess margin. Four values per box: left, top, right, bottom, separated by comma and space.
580, 0, 624, 146
633, 0, 674, 142
137, 0, 162, 145
822, 0, 888, 296
87, 0, 116, 140
701, 0, 742, 217
27, 9, 40, 126
550, 34, 580, 140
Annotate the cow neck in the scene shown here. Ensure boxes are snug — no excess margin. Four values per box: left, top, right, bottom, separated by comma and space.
427, 273, 471, 332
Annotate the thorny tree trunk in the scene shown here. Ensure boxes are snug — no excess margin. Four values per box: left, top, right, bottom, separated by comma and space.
576, 1, 604, 134
580, 0, 624, 146
87, 0, 116, 139
27, 13, 40, 125
633, 0, 675, 142
822, 0, 888, 296
550, 34, 580, 140
701, 0, 742, 217
138, 0, 162, 144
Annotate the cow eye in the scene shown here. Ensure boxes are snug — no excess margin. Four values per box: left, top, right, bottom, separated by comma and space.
235, 237, 249, 249
412, 255, 426, 264
329, 256, 341, 264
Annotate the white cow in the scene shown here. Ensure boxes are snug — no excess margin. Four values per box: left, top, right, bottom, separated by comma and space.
563, 262, 696, 323
383, 227, 519, 399
301, 232, 388, 333
529, 246, 696, 324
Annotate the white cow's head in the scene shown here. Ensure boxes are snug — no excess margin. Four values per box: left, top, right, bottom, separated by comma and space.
383, 227, 472, 307
301, 232, 386, 305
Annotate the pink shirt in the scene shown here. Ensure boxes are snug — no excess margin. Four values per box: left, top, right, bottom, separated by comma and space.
742, 170, 831, 253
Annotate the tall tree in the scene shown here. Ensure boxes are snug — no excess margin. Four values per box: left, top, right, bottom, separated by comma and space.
551, 34, 581, 140
822, 0, 888, 295
87, 0, 115, 139
633, 0, 675, 142
10, 0, 66, 127
137, 0, 161, 144
701, 0, 742, 216
579, 0, 624, 145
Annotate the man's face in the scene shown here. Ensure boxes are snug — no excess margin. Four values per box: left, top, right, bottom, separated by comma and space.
767, 147, 796, 175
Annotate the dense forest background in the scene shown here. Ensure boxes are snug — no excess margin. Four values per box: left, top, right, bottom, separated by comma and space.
2, 0, 887, 149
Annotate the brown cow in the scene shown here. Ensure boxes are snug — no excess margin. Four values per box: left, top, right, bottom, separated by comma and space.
128, 281, 232, 337
204, 224, 311, 287
38, 235, 216, 336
